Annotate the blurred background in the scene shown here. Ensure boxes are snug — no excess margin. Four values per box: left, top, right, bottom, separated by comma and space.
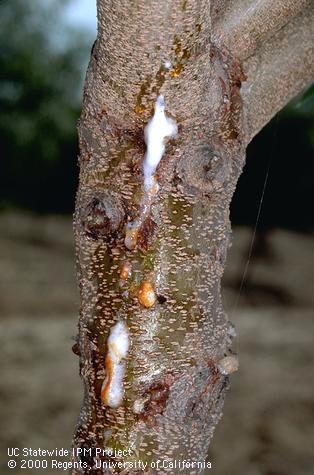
0, 1, 313, 474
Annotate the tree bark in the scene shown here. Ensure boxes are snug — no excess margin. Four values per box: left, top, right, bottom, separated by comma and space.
71, 1, 314, 474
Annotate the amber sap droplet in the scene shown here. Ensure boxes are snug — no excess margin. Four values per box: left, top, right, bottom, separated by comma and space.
148, 177, 159, 196
170, 64, 184, 78
119, 261, 132, 280
101, 354, 113, 406
217, 355, 239, 375
134, 104, 145, 114
124, 224, 139, 250
138, 281, 156, 308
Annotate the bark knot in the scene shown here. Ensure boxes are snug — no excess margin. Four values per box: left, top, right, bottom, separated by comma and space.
81, 190, 125, 241
176, 142, 232, 195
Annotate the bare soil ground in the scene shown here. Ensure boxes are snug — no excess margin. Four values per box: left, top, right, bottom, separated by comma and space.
0, 212, 313, 474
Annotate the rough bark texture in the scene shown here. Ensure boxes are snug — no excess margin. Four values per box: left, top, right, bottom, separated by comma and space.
71, 1, 314, 474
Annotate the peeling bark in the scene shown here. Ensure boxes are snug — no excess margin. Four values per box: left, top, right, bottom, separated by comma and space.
71, 1, 314, 474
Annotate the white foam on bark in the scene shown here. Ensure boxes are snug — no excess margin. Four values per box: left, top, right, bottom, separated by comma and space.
143, 95, 177, 189
101, 321, 129, 408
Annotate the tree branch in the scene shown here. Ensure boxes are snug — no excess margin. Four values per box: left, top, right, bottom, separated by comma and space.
213, 0, 310, 62
72, 1, 246, 473
241, 2, 314, 142
213, 0, 314, 142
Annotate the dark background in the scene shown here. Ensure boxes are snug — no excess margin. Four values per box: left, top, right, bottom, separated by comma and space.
0, 1, 313, 474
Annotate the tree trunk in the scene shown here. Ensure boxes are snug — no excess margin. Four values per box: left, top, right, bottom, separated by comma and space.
71, 1, 314, 473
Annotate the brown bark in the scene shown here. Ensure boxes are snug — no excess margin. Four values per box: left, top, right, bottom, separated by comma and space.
213, 0, 314, 141
71, 1, 314, 474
